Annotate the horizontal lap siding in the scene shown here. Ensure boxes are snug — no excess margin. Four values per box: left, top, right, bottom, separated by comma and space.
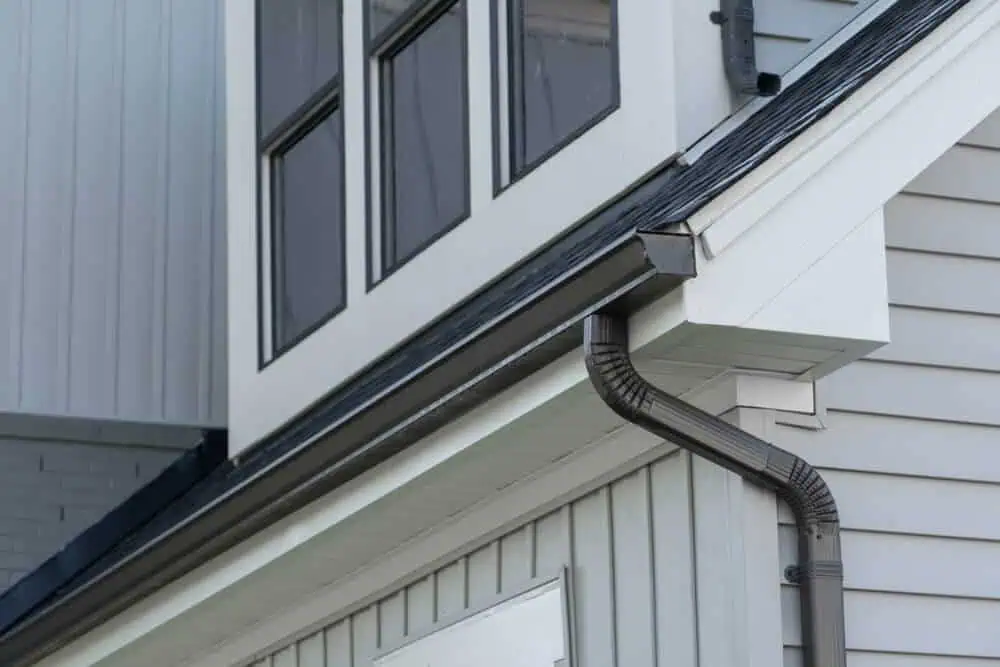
755, 0, 876, 74
250, 452, 698, 667
773, 112, 1000, 664
0, 436, 176, 592
0, 0, 226, 427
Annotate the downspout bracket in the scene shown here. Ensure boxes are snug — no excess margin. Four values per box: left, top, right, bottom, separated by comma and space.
785, 561, 844, 584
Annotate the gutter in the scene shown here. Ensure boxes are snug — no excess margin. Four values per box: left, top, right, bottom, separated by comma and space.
0, 231, 695, 667
584, 313, 845, 667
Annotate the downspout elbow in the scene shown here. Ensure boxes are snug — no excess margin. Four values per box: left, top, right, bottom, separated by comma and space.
584, 313, 844, 667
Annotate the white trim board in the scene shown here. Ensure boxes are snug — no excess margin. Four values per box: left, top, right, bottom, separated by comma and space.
631, 0, 1000, 377
690, 0, 1000, 255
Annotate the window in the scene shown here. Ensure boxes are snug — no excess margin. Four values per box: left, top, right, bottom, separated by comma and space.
258, 0, 345, 360
497, 0, 618, 184
368, 0, 470, 279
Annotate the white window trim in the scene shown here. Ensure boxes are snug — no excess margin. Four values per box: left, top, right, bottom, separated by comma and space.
227, 0, 680, 453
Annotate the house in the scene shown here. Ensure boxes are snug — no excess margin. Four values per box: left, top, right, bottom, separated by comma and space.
1, 0, 998, 666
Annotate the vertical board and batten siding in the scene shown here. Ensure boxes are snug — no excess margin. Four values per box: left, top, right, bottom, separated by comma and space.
774, 111, 1000, 666
248, 452, 698, 667
0, 0, 226, 427
755, 0, 877, 74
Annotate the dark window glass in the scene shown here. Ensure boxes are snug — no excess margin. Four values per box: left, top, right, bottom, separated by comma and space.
510, 0, 616, 172
381, 1, 468, 268
367, 0, 423, 39
272, 108, 345, 351
259, 0, 341, 139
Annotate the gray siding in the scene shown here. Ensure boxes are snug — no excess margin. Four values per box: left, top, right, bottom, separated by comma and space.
774, 111, 1000, 665
0, 435, 177, 593
755, 0, 877, 74
0, 0, 226, 427
248, 451, 697, 667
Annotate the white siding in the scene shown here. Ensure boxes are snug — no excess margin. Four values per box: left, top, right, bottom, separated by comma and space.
755, 0, 877, 74
0, 0, 226, 427
247, 452, 698, 667
774, 111, 1000, 665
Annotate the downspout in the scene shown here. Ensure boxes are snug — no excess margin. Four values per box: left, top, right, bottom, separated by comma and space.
584, 313, 845, 667
710, 0, 782, 96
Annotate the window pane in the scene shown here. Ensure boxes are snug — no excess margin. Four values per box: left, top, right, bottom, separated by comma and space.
384, 1, 468, 268
513, 0, 615, 171
368, 0, 422, 39
259, 0, 340, 139
273, 109, 345, 350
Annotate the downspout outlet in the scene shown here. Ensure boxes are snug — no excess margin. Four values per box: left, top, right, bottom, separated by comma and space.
711, 0, 782, 96
584, 313, 845, 667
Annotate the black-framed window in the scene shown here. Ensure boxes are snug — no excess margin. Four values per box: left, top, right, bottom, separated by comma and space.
258, 0, 345, 361
368, 0, 470, 278
500, 0, 618, 182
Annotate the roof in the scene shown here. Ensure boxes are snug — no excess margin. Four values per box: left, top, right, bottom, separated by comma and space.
0, 0, 971, 663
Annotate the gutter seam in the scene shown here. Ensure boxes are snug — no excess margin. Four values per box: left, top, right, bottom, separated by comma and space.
583, 313, 845, 667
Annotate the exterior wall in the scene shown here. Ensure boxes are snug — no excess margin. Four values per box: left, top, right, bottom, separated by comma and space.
755, 0, 878, 74
772, 111, 1000, 665
0, 0, 227, 427
0, 436, 178, 593
245, 451, 698, 667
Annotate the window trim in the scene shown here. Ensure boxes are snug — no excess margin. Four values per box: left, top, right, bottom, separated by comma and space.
491, 0, 621, 195
365, 0, 472, 290
255, 0, 348, 369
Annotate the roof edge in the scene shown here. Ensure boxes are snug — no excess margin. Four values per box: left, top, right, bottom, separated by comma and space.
0, 430, 227, 634
0, 229, 695, 667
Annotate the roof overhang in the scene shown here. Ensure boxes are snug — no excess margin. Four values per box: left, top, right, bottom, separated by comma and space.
0, 206, 696, 667
10, 0, 1000, 664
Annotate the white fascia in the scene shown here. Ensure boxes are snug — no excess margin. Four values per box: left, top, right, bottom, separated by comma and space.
32, 314, 679, 667
32, 3, 1000, 666
691, 0, 1000, 258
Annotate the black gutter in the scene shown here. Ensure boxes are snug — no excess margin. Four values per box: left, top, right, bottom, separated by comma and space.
584, 313, 844, 667
0, 231, 695, 667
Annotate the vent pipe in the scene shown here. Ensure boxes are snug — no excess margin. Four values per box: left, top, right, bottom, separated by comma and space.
584, 313, 844, 667
711, 0, 782, 96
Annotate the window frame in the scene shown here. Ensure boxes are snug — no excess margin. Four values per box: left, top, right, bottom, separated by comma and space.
255, 0, 348, 367
491, 0, 621, 194
365, 0, 472, 288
